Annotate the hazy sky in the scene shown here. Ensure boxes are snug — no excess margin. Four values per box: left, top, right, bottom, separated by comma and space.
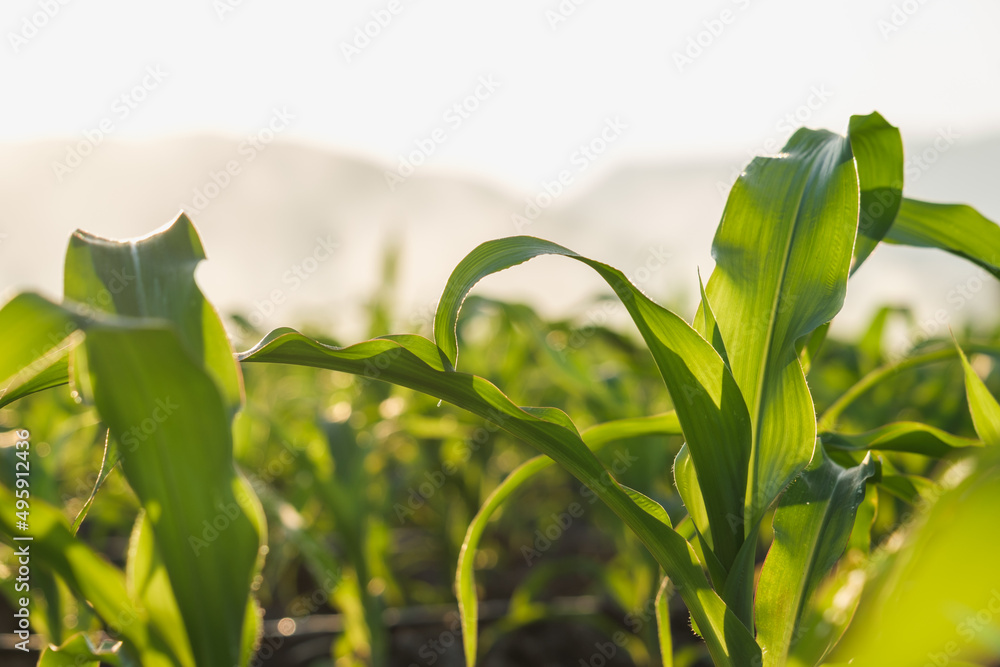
3, 0, 999, 190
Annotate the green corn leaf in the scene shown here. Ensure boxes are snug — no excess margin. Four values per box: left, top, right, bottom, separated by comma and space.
671, 445, 710, 547
672, 445, 731, 597
819, 343, 1000, 432
886, 198, 1000, 279
832, 449, 1000, 666
624, 484, 673, 527
0, 215, 244, 412
697, 270, 729, 367
431, 237, 752, 602
785, 561, 867, 667
655, 576, 674, 667
71, 431, 119, 534
755, 448, 878, 667
797, 322, 830, 377
78, 325, 265, 667
0, 292, 81, 409
455, 412, 681, 666
820, 422, 982, 458
64, 214, 243, 414
126, 512, 195, 667
703, 125, 860, 538
846, 488, 878, 555
0, 485, 175, 666
955, 344, 1000, 446
848, 112, 903, 272
0, 216, 268, 666
239, 330, 762, 666
784, 492, 877, 666
38, 632, 125, 667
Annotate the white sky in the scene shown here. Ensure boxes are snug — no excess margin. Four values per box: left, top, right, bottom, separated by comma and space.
3, 0, 1000, 191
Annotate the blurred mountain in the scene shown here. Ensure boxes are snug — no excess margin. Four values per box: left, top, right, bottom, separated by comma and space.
0, 133, 997, 342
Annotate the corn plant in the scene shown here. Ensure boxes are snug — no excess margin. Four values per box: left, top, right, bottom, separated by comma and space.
0, 222, 267, 666
2, 111, 1000, 666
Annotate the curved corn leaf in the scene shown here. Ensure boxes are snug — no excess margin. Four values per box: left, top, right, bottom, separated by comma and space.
431, 237, 753, 617
886, 198, 1000, 280
849, 112, 903, 272
703, 125, 859, 537
956, 344, 1000, 446
756, 449, 877, 667
71, 431, 119, 534
455, 412, 681, 666
821, 422, 982, 458
1, 215, 243, 414
833, 449, 1000, 665
819, 343, 1000, 431
239, 330, 762, 665
38, 632, 124, 667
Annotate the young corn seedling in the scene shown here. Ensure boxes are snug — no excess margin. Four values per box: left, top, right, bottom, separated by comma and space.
1, 111, 999, 666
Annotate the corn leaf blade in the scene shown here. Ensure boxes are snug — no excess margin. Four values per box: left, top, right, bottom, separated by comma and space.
63, 213, 243, 413
885, 198, 1000, 279
0, 292, 80, 409
755, 449, 877, 666
79, 326, 265, 667
38, 633, 124, 667
956, 344, 1000, 446
821, 422, 982, 458
432, 236, 752, 595
703, 126, 860, 537
849, 112, 903, 271
239, 330, 761, 665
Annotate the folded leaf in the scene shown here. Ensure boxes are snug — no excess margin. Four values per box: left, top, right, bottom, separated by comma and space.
431, 236, 752, 606
848, 112, 903, 272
